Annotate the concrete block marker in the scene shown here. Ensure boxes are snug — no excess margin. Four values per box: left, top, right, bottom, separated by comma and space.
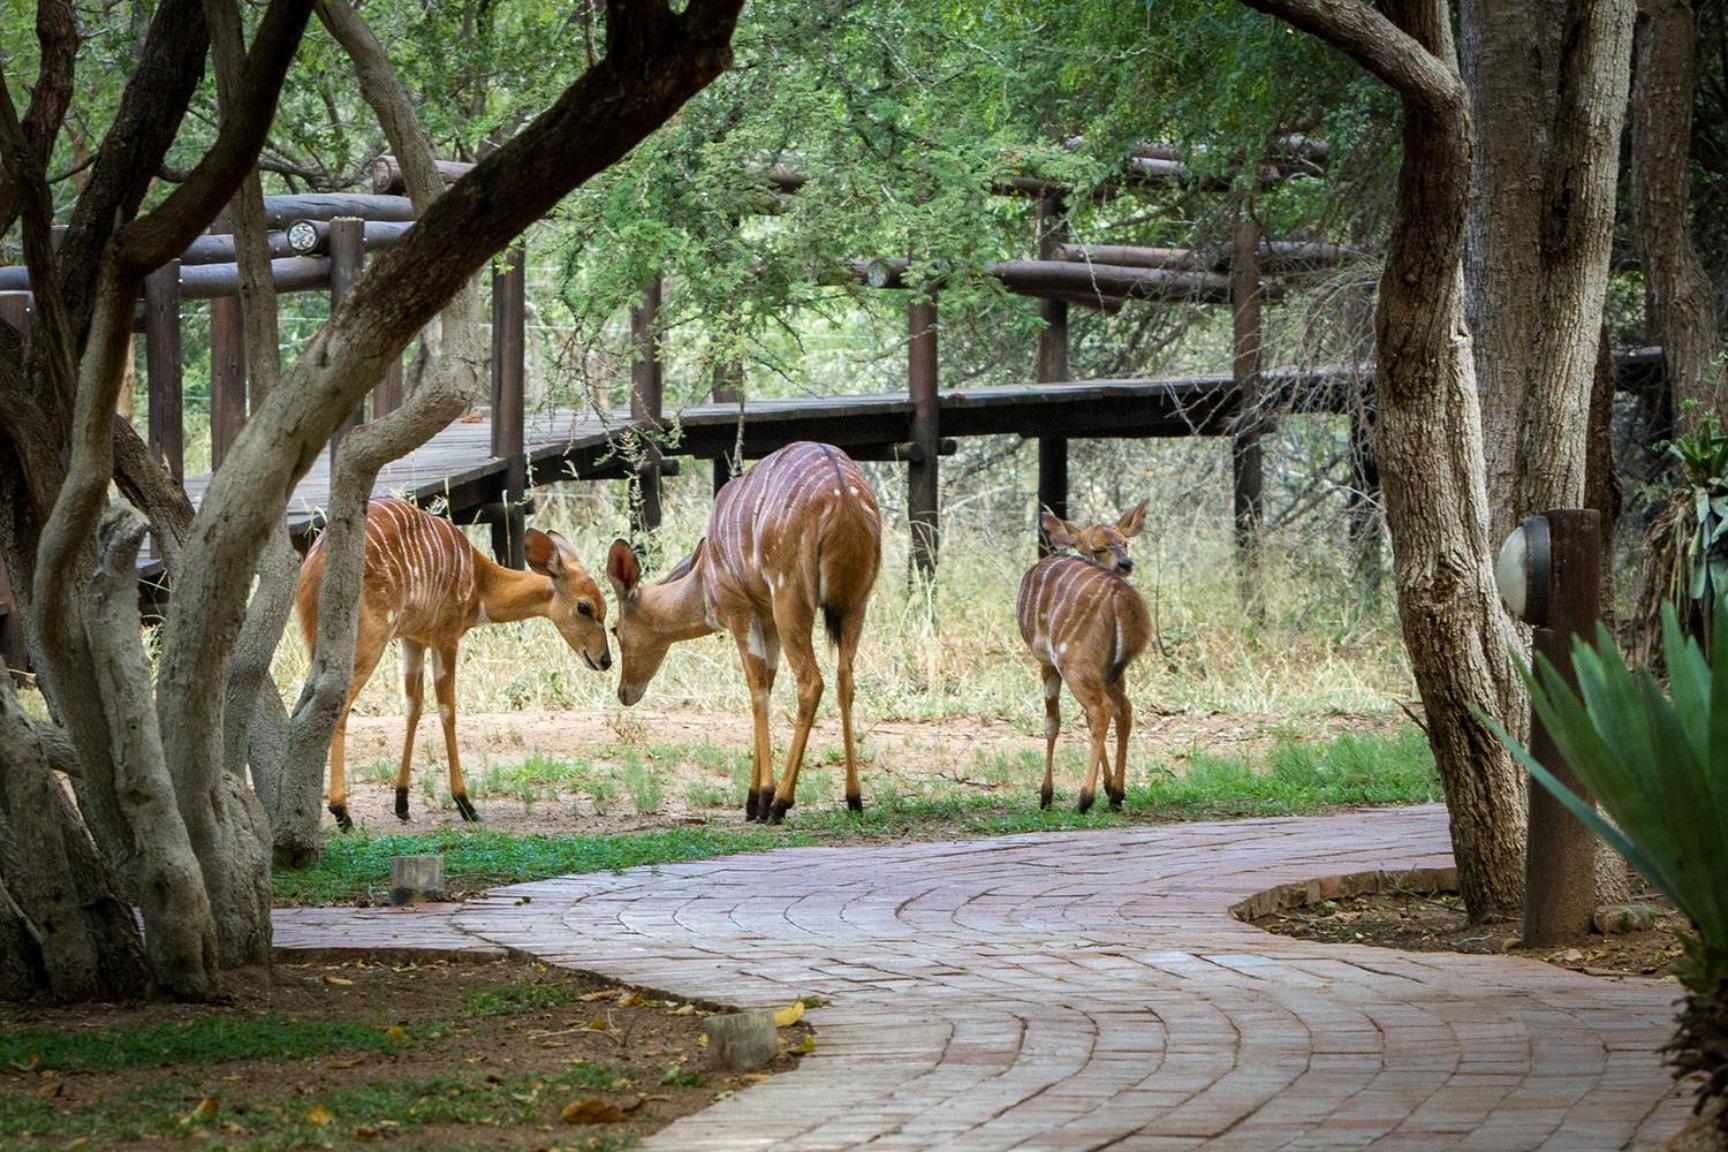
703, 1008, 779, 1071
389, 854, 445, 905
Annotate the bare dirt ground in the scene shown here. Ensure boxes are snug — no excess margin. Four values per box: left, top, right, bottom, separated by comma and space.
328, 706, 1407, 835
0, 955, 809, 1151
1251, 889, 1689, 980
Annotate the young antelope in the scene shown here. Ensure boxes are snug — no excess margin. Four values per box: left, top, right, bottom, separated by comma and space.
1017, 504, 1151, 812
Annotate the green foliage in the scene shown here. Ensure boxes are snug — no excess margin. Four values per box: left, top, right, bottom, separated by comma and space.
0, 1016, 400, 1072
1486, 603, 1728, 951
1663, 416, 1728, 647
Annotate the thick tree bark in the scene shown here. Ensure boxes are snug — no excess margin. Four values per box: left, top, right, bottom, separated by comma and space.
1244, 0, 1530, 918
1462, 0, 1635, 540
86, 508, 219, 996
1631, 0, 1724, 434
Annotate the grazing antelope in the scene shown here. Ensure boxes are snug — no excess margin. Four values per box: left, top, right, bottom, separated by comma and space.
605, 441, 882, 823
1018, 504, 1152, 813
296, 497, 611, 830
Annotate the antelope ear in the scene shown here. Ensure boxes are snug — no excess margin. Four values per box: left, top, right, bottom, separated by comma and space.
1117, 500, 1148, 539
525, 528, 562, 577
607, 538, 642, 596
1041, 511, 1076, 549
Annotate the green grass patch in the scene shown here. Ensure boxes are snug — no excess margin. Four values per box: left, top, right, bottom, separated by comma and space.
1, 1063, 638, 1150
0, 1015, 402, 1073
274, 825, 815, 905
461, 980, 580, 1017
275, 729, 1437, 905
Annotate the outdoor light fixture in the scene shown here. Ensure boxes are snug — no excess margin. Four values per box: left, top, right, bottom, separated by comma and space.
1495, 514, 1552, 627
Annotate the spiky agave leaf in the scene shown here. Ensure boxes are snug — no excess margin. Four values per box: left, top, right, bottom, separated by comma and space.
1487, 597, 1728, 1127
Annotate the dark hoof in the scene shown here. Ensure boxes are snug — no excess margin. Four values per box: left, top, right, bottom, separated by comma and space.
453, 793, 480, 823
395, 787, 410, 822
768, 798, 792, 824
1108, 789, 1124, 812
745, 788, 762, 821
328, 803, 354, 832
1039, 786, 1054, 810
846, 793, 863, 814
1077, 790, 1095, 815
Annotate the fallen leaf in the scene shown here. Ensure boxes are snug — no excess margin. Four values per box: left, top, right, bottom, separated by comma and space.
617, 991, 644, 1007
791, 1035, 816, 1054
37, 1081, 63, 1099
183, 1096, 219, 1125
354, 1124, 378, 1141
619, 1095, 649, 1114
327, 1057, 367, 1070
668, 1003, 697, 1016
305, 1102, 335, 1126
738, 1074, 769, 1084
773, 1001, 805, 1028
586, 1019, 611, 1031
9, 1052, 40, 1073
384, 1025, 410, 1044
560, 1099, 626, 1125
322, 975, 355, 987
578, 990, 614, 1003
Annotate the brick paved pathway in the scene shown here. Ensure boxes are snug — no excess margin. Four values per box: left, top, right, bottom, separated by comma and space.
275, 806, 1691, 1149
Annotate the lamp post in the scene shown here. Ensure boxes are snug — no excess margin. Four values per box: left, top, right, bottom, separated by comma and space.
1494, 508, 1601, 946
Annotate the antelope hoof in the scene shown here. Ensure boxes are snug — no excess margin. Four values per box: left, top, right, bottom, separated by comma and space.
453, 793, 480, 823
395, 787, 410, 822
768, 798, 792, 825
1108, 789, 1125, 812
846, 793, 863, 814
328, 803, 354, 833
745, 788, 762, 821
1077, 790, 1095, 815
1039, 786, 1054, 810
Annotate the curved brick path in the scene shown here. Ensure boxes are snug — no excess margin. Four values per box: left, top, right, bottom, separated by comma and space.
276, 806, 1690, 1149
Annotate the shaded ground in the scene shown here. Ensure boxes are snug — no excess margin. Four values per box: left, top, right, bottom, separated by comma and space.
0, 955, 808, 1151
330, 707, 1408, 835
1251, 888, 1690, 980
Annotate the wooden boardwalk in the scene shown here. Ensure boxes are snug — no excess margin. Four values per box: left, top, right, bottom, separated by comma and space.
181, 370, 1349, 538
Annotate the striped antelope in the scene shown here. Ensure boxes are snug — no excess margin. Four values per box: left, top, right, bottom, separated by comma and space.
605, 441, 882, 823
296, 497, 611, 830
1018, 504, 1152, 812
1041, 500, 1146, 573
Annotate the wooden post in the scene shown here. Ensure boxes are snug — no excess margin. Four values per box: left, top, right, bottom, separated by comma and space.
1035, 192, 1069, 555
208, 216, 246, 471
145, 260, 184, 481
374, 356, 404, 417
0, 559, 27, 683
1523, 508, 1602, 947
327, 216, 365, 462
490, 247, 527, 568
1346, 399, 1382, 593
711, 361, 742, 496
629, 277, 664, 537
908, 295, 940, 578
1229, 220, 1265, 602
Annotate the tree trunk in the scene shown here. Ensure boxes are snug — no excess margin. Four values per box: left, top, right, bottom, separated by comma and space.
1632, 0, 1724, 434
1243, 0, 1532, 918
1462, 0, 1635, 539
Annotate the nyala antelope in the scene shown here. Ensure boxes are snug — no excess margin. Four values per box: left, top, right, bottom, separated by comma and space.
1041, 500, 1146, 573
1017, 503, 1152, 812
606, 441, 882, 823
297, 497, 611, 830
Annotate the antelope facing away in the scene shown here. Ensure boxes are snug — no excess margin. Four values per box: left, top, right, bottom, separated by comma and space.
1018, 503, 1152, 812
297, 497, 611, 830
606, 441, 882, 823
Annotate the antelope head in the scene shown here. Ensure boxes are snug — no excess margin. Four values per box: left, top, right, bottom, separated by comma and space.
605, 538, 708, 706
1041, 499, 1148, 574
525, 528, 612, 672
